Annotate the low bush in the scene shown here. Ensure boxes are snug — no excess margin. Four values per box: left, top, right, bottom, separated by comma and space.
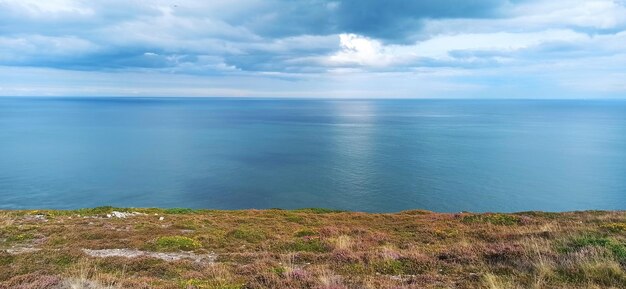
163, 208, 199, 214
462, 214, 521, 226
294, 229, 317, 237
155, 236, 201, 251
601, 223, 626, 233
560, 235, 626, 261
227, 228, 266, 243
284, 239, 329, 253
293, 208, 345, 214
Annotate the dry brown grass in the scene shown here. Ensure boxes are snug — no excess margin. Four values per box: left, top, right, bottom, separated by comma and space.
1, 208, 626, 288
0, 212, 13, 228
61, 260, 120, 289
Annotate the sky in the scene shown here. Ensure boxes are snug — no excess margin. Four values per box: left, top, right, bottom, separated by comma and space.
0, 0, 625, 98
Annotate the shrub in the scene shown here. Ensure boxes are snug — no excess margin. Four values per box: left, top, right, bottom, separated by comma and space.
6, 233, 35, 242
173, 220, 199, 230
338, 263, 369, 275
434, 228, 459, 239
462, 214, 521, 226
0, 274, 62, 289
515, 211, 561, 219
163, 208, 199, 214
601, 223, 626, 233
294, 229, 317, 237
73, 206, 116, 216
293, 208, 345, 214
272, 266, 286, 276
181, 279, 243, 289
285, 215, 305, 224
53, 254, 76, 267
372, 256, 432, 275
0, 252, 13, 266
569, 236, 613, 249
373, 259, 407, 275
399, 210, 432, 215
155, 236, 201, 251
557, 260, 626, 286
284, 239, 329, 253
227, 228, 266, 243
561, 236, 626, 261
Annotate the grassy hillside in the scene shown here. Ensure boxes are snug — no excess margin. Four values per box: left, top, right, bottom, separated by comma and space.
2, 208, 626, 288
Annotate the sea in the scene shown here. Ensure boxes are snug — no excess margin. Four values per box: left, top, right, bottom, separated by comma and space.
1, 97, 625, 212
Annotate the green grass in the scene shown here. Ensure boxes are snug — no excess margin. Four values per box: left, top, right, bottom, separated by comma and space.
373, 259, 408, 275
53, 254, 76, 267
556, 261, 626, 286
172, 220, 199, 230
284, 215, 306, 224
372, 258, 429, 275
338, 263, 369, 275
180, 279, 243, 289
560, 235, 626, 261
155, 236, 202, 251
73, 206, 118, 215
163, 208, 201, 214
5, 233, 35, 242
33, 206, 118, 217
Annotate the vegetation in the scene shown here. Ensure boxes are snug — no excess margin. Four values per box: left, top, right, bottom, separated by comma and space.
461, 213, 522, 225
155, 236, 202, 252
1, 208, 626, 288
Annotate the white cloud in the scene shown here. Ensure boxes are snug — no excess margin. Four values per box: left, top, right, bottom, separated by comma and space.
0, 35, 98, 62
512, 0, 626, 30
4, 0, 92, 15
0, 0, 625, 98
329, 34, 395, 66
326, 30, 588, 68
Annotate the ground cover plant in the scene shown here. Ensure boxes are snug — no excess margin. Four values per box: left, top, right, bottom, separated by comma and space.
2, 208, 626, 288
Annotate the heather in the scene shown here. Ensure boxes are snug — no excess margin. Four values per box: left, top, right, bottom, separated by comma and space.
2, 208, 626, 288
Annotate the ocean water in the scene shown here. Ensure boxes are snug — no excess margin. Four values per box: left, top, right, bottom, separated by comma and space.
1, 97, 625, 212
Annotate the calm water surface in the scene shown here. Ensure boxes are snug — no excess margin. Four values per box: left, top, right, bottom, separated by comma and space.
1, 98, 625, 212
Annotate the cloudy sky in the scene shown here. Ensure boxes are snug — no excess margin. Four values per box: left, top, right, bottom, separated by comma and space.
1, 0, 625, 98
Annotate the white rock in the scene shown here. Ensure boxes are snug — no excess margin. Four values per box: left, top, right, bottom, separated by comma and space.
159, 216, 165, 221
111, 211, 128, 218
6, 247, 41, 255
82, 248, 217, 263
